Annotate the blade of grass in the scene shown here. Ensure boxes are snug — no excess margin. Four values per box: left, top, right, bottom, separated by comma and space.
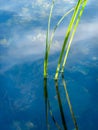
48, 7, 75, 54
44, 6, 75, 79
62, 74, 78, 130
61, 0, 88, 73
44, 3, 75, 78
44, 0, 55, 78
54, 0, 82, 80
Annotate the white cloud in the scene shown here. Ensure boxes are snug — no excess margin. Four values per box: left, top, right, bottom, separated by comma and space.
74, 19, 98, 43
62, 0, 75, 4
32, 33, 46, 43
18, 7, 32, 21
32, 0, 50, 9
1, 18, 98, 73
0, 0, 77, 21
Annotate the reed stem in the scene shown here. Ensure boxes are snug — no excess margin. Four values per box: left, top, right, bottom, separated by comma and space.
61, 0, 88, 73
54, 0, 82, 80
44, 0, 55, 78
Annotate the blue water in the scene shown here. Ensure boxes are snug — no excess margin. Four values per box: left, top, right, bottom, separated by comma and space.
0, 51, 98, 130
0, 0, 98, 130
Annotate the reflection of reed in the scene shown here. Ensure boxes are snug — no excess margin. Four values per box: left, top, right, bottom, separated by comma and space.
44, 78, 62, 130
62, 74, 78, 130
48, 100, 62, 130
44, 75, 79, 130
44, 78, 50, 130
55, 80, 67, 130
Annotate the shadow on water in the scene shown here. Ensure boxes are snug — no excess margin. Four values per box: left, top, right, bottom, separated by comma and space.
44, 75, 79, 130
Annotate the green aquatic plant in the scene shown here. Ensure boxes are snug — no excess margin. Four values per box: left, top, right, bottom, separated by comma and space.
61, 0, 88, 73
43, 0, 88, 129
55, 0, 82, 80
48, 7, 75, 54
44, 0, 55, 79
44, 1, 75, 79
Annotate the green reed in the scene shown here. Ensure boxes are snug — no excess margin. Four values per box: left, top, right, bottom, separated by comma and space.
44, 0, 75, 79
43, 0, 88, 129
44, 0, 55, 79
44, 1, 88, 79
61, 0, 88, 73
55, 0, 82, 80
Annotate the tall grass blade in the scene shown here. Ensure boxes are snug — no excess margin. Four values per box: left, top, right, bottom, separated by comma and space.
62, 74, 78, 130
44, 2, 75, 78
61, 0, 88, 73
48, 7, 75, 53
55, 0, 82, 80
44, 0, 55, 78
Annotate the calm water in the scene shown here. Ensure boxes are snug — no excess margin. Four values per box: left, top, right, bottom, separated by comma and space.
0, 0, 98, 130
0, 51, 98, 130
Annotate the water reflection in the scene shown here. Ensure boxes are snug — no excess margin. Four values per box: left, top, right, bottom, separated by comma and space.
44, 75, 78, 130
55, 80, 67, 130
44, 78, 49, 129
62, 74, 78, 130
44, 78, 62, 130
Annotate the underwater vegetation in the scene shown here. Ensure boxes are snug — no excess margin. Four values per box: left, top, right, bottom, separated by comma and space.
44, 0, 88, 130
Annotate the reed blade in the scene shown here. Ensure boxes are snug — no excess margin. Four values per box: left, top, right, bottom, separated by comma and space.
61, 0, 88, 73
48, 7, 75, 54
44, 0, 55, 78
54, 0, 82, 80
